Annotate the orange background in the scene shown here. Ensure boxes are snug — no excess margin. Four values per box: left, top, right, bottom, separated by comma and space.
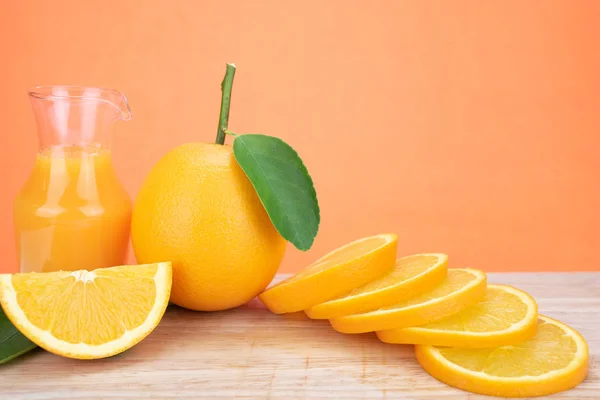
1, 1, 599, 274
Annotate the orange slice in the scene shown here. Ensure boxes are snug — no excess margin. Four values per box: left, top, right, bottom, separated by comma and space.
0, 263, 172, 359
329, 268, 486, 334
377, 284, 537, 347
259, 234, 397, 314
305, 253, 448, 319
416, 315, 589, 397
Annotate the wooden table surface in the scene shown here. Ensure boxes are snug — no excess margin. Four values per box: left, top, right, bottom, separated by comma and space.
0, 273, 598, 399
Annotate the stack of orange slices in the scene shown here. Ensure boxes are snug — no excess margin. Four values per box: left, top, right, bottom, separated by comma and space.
260, 233, 589, 398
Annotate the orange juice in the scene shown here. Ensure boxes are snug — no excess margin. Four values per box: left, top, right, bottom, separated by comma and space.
14, 145, 132, 273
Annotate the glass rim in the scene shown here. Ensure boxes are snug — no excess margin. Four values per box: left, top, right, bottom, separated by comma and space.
27, 85, 124, 101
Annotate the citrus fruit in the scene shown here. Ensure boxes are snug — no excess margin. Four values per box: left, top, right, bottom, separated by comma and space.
305, 253, 448, 319
329, 268, 486, 334
131, 143, 286, 311
377, 284, 537, 347
0, 263, 172, 360
259, 234, 398, 314
415, 315, 589, 397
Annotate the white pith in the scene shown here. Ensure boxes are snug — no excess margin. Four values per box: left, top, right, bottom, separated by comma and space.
71, 270, 96, 283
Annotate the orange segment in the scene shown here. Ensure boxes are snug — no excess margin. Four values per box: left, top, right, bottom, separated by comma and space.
0, 262, 172, 359
377, 284, 538, 348
329, 268, 486, 333
415, 315, 589, 397
259, 234, 398, 314
305, 253, 448, 319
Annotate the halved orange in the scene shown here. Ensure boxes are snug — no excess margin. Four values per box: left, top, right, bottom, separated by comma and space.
259, 234, 398, 314
305, 253, 447, 319
0, 262, 172, 359
416, 315, 589, 397
377, 284, 537, 348
329, 268, 486, 334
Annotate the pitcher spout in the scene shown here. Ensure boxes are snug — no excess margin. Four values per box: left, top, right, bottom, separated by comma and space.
28, 86, 133, 150
103, 89, 132, 121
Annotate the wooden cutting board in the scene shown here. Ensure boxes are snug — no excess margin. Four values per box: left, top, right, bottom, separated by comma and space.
0, 273, 598, 399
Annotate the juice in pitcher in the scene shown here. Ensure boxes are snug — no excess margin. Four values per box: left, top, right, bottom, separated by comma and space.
14, 86, 133, 273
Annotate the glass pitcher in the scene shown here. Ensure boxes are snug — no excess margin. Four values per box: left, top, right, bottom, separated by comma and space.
14, 86, 133, 273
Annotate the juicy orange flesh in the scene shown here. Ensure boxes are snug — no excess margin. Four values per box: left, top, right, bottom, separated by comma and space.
12, 265, 158, 345
439, 319, 577, 377
287, 236, 389, 280
319, 236, 387, 264
344, 255, 441, 296
423, 286, 527, 332
380, 269, 475, 310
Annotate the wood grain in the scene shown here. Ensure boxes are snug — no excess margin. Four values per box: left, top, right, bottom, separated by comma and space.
0, 273, 598, 399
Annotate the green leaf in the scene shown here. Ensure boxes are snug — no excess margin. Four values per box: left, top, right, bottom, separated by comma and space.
233, 134, 320, 251
0, 306, 37, 364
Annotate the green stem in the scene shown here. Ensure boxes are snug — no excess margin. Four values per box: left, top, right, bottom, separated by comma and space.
215, 63, 237, 145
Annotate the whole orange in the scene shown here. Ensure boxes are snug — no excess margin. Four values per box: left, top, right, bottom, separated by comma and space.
131, 143, 286, 311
